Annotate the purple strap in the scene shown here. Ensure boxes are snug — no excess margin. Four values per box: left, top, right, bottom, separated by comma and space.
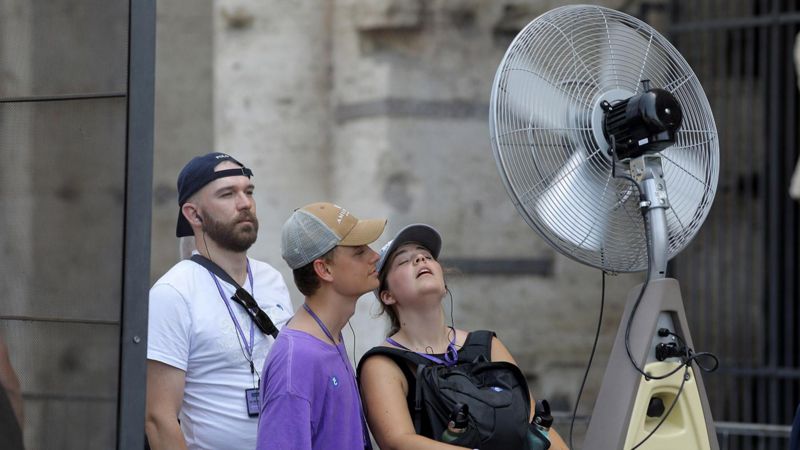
385, 327, 459, 367
210, 261, 255, 359
303, 304, 373, 450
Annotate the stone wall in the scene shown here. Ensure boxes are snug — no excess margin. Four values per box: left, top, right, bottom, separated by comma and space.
151, 0, 215, 273
1, 1, 129, 448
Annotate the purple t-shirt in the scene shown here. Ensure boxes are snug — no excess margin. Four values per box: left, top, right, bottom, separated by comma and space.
257, 328, 367, 450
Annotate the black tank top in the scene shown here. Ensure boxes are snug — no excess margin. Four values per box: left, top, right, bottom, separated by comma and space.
382, 331, 495, 413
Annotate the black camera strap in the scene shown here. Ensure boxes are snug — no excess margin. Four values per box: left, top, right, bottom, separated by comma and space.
190, 254, 279, 338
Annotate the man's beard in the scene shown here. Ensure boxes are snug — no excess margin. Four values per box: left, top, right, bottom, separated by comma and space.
201, 210, 259, 253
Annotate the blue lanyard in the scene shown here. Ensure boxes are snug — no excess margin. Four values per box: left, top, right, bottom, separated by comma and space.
302, 304, 373, 450
210, 261, 256, 361
302, 304, 354, 378
386, 327, 459, 366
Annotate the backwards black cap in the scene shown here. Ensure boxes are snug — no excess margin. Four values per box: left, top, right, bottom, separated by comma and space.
175, 152, 253, 237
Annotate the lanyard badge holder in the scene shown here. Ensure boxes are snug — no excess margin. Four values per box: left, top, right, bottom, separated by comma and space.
245, 388, 261, 417
193, 254, 280, 417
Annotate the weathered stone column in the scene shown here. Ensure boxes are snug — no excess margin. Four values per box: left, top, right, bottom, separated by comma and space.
151, 0, 215, 274
213, 0, 332, 298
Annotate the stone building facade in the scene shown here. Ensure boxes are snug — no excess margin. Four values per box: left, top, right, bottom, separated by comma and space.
152, 0, 653, 429
5, 0, 797, 448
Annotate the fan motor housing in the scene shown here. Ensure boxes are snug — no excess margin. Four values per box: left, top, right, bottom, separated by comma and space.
602, 88, 683, 160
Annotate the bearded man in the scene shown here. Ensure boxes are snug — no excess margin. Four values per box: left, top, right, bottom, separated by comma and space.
145, 153, 293, 450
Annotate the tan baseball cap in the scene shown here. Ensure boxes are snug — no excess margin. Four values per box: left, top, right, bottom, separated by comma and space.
281, 202, 387, 269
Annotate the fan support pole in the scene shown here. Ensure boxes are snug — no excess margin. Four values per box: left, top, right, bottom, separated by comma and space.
584, 157, 719, 450
632, 156, 669, 281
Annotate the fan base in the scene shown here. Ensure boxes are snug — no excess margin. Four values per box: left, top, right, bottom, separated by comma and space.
584, 278, 719, 450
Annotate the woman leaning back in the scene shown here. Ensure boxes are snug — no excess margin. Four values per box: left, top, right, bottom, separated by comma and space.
357, 224, 569, 450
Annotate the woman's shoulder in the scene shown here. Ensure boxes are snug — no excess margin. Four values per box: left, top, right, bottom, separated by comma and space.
357, 345, 409, 382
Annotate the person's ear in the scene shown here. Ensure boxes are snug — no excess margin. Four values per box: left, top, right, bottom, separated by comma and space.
182, 203, 203, 227
380, 289, 396, 306
313, 258, 334, 282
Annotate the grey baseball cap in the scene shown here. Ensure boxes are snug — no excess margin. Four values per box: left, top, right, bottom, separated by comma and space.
374, 223, 442, 298
281, 202, 386, 270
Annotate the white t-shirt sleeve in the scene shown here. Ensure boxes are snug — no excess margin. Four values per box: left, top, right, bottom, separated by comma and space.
148, 283, 192, 371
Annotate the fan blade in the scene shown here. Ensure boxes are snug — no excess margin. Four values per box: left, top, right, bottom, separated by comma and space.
660, 144, 715, 244
594, 19, 655, 92
503, 68, 581, 131
533, 150, 619, 251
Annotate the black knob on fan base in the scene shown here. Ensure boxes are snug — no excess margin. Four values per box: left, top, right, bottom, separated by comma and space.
602, 82, 684, 161
647, 397, 666, 418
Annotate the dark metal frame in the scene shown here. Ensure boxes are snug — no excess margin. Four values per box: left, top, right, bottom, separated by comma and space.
117, 1, 155, 449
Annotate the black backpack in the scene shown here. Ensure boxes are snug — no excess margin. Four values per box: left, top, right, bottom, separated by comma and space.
358, 330, 534, 449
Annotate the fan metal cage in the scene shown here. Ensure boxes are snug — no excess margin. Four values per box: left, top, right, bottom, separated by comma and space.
490, 5, 719, 273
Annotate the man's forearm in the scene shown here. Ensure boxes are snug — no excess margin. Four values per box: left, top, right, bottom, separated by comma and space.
145, 417, 189, 450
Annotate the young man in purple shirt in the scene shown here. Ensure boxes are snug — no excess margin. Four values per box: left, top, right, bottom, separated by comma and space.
257, 202, 386, 450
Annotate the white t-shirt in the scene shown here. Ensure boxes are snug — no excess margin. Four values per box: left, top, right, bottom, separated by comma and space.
148, 257, 293, 450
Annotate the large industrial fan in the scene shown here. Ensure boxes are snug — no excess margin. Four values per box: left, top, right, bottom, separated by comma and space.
490, 5, 719, 450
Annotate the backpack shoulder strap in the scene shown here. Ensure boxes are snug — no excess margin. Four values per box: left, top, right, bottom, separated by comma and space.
356, 346, 432, 379
458, 330, 496, 362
